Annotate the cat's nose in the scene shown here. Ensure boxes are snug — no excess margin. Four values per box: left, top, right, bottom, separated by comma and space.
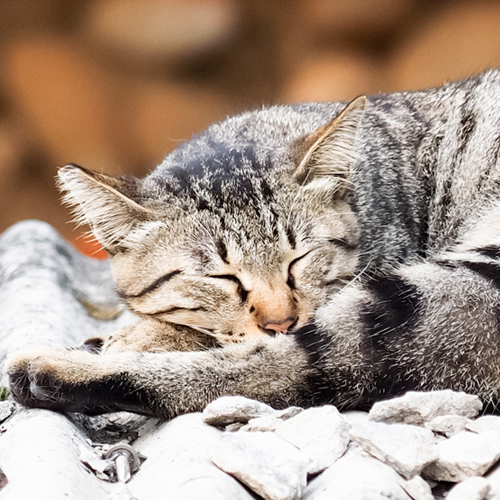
261, 318, 296, 334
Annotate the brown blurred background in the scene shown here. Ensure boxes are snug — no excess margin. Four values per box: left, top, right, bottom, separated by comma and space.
0, 0, 499, 257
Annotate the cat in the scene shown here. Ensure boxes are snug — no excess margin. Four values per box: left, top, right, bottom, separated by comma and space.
8, 69, 500, 418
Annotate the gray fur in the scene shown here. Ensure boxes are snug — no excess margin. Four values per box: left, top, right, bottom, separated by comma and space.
9, 69, 500, 417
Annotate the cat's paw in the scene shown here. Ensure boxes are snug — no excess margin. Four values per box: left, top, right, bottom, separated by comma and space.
7, 348, 99, 412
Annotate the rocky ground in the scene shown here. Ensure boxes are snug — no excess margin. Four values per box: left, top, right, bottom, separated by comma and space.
1, 221, 500, 499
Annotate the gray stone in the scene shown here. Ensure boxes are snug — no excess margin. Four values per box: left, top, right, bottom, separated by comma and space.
240, 406, 303, 432
211, 431, 309, 500
350, 419, 437, 479
274, 405, 350, 475
342, 410, 370, 428
68, 411, 159, 443
401, 476, 435, 500
466, 415, 500, 436
129, 413, 255, 500
483, 458, 500, 499
423, 431, 500, 482
274, 407, 303, 420
369, 391, 482, 426
0, 402, 16, 424
425, 415, 471, 437
0, 409, 113, 499
446, 477, 491, 500
0, 466, 7, 491
242, 415, 284, 432
202, 396, 275, 426
303, 444, 412, 500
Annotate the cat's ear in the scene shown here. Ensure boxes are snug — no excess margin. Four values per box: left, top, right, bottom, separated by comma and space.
57, 164, 155, 253
292, 95, 366, 197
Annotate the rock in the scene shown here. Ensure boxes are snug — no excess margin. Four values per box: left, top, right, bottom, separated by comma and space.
423, 431, 500, 482
0, 221, 132, 371
350, 419, 437, 479
466, 415, 500, 436
485, 458, 500, 499
225, 422, 245, 432
0, 409, 113, 499
0, 402, 15, 424
274, 407, 303, 420
0, 466, 7, 491
401, 476, 434, 500
129, 413, 255, 500
369, 391, 482, 426
211, 431, 309, 500
342, 410, 370, 428
202, 396, 275, 426
390, 2, 500, 91
303, 443, 412, 500
273, 406, 350, 475
232, 406, 302, 432
242, 415, 285, 432
84, 0, 240, 63
446, 476, 491, 500
425, 415, 471, 438
68, 411, 159, 443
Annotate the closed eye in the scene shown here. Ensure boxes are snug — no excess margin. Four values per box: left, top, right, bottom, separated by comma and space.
117, 270, 182, 299
287, 250, 313, 289
209, 274, 248, 303
328, 238, 357, 250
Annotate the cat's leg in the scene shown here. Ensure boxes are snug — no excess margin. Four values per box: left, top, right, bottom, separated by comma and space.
7, 336, 321, 417
100, 318, 218, 353
77, 318, 218, 355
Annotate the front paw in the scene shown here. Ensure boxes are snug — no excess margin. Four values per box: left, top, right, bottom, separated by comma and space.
8, 349, 95, 412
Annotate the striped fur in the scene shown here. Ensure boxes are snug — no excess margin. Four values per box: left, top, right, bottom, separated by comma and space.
9, 69, 500, 417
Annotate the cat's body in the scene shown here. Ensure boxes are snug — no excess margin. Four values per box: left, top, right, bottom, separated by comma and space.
9, 70, 500, 417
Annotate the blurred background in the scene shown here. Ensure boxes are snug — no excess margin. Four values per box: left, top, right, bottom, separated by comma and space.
0, 0, 498, 257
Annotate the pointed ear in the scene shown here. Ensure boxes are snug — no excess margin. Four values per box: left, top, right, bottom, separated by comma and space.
57, 164, 155, 253
292, 95, 366, 197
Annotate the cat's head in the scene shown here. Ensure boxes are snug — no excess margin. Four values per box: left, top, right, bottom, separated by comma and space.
58, 96, 365, 344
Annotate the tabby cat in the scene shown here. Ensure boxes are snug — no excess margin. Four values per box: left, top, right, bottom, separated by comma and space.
9, 70, 500, 418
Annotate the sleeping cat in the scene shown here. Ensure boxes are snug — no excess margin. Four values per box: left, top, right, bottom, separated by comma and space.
8, 70, 500, 418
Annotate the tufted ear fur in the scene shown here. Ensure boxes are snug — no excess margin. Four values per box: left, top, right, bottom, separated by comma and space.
292, 95, 366, 197
57, 164, 155, 253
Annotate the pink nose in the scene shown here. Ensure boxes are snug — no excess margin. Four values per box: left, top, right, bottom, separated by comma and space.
261, 318, 296, 334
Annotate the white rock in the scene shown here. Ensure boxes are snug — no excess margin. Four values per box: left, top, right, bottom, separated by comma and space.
211, 431, 309, 500
129, 413, 254, 500
350, 419, 437, 479
466, 415, 500, 436
202, 396, 275, 426
274, 407, 303, 420
303, 443, 412, 500
370, 391, 482, 426
0, 401, 16, 423
342, 410, 370, 428
485, 459, 500, 499
242, 415, 283, 432
446, 476, 491, 500
423, 431, 500, 482
401, 475, 435, 500
241, 406, 303, 432
425, 415, 471, 437
273, 405, 350, 475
